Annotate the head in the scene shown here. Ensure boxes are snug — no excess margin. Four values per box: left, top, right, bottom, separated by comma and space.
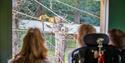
14, 28, 48, 63
108, 29, 125, 49
75, 24, 96, 47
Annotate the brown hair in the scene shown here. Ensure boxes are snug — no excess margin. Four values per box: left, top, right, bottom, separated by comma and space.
108, 29, 125, 49
13, 28, 48, 63
76, 24, 96, 47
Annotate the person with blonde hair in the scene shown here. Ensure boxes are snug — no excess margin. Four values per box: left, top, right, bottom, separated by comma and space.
69, 24, 96, 63
75, 24, 96, 47
9, 28, 50, 63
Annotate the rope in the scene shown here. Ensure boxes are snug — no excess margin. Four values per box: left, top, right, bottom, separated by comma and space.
12, 9, 39, 20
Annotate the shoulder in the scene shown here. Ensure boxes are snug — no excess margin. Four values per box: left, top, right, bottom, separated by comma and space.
8, 55, 23, 63
71, 48, 81, 57
41, 58, 51, 63
8, 58, 15, 63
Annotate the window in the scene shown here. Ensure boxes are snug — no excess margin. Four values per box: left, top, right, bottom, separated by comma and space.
12, 0, 109, 63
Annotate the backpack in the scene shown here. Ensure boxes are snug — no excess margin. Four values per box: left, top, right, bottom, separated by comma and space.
72, 33, 120, 63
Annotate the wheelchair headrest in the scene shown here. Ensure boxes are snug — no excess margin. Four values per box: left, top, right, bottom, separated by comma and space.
84, 33, 109, 46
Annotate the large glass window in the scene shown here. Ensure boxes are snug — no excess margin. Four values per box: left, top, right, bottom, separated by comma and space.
12, 0, 104, 63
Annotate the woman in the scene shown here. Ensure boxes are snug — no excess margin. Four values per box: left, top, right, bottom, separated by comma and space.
75, 24, 96, 47
9, 28, 50, 63
69, 24, 96, 63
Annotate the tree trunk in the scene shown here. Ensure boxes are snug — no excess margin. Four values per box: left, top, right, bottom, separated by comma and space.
12, 18, 20, 57
55, 33, 65, 63
54, 23, 66, 63
12, 0, 20, 57
73, 0, 80, 24
34, 0, 43, 17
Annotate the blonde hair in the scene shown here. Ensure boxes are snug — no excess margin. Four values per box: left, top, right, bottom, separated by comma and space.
76, 24, 96, 47
13, 28, 48, 63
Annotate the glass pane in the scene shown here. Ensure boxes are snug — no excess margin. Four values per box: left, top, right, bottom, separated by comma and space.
12, 0, 100, 63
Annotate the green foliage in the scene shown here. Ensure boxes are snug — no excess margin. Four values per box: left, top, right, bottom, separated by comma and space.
17, 0, 38, 19
17, 0, 100, 26
66, 39, 76, 48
